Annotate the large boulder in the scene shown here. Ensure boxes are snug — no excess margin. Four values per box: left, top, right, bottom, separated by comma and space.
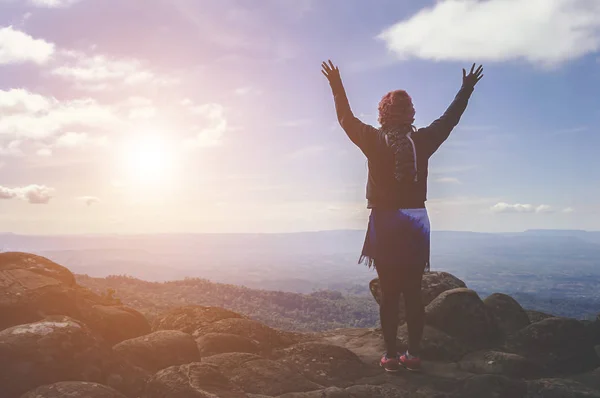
397, 324, 466, 361
0, 252, 79, 330
461, 374, 527, 398
525, 310, 554, 324
425, 288, 500, 346
83, 304, 151, 345
369, 271, 466, 323
145, 362, 247, 398
570, 367, 600, 391
195, 317, 300, 350
113, 330, 200, 372
0, 316, 147, 398
276, 342, 376, 388
217, 357, 322, 396
20, 382, 128, 398
458, 350, 539, 379
0, 252, 149, 344
152, 305, 244, 333
204, 352, 322, 396
196, 332, 260, 356
483, 293, 530, 337
526, 378, 600, 398
506, 317, 600, 376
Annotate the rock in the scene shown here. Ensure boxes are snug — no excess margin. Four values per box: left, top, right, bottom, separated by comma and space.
525, 310, 554, 324
0, 315, 145, 398
0, 252, 149, 345
222, 358, 322, 396
152, 305, 243, 333
459, 350, 539, 378
20, 382, 128, 398
203, 352, 264, 369
113, 330, 200, 372
570, 367, 600, 392
276, 342, 376, 388
0, 252, 79, 330
461, 374, 527, 398
276, 387, 348, 398
195, 317, 299, 350
397, 324, 466, 361
425, 288, 500, 346
83, 305, 151, 345
369, 271, 466, 323
526, 378, 600, 398
484, 293, 530, 336
204, 352, 321, 396
506, 317, 600, 376
196, 333, 260, 356
145, 362, 248, 398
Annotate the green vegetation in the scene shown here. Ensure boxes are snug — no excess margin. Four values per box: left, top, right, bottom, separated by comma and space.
76, 274, 379, 332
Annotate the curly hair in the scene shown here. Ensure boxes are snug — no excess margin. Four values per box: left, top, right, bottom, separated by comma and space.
378, 90, 415, 130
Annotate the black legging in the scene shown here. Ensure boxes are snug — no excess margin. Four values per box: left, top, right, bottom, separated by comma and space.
375, 261, 425, 356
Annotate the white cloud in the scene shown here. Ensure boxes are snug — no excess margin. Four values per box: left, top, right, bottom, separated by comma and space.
183, 102, 228, 148
36, 147, 52, 156
378, 0, 600, 67
562, 207, 575, 213
0, 140, 23, 156
0, 89, 119, 140
76, 195, 100, 206
52, 51, 178, 90
0, 89, 52, 113
54, 131, 107, 148
491, 202, 554, 213
0, 184, 54, 204
0, 26, 55, 65
29, 0, 82, 7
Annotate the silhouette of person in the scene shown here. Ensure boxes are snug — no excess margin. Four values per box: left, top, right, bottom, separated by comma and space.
322, 60, 483, 372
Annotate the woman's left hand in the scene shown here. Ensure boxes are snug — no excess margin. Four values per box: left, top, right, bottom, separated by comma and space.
321, 60, 342, 86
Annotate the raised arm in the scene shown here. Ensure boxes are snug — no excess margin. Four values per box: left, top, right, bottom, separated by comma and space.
422, 64, 484, 156
322, 60, 378, 157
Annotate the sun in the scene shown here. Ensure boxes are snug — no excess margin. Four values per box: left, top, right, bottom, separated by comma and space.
121, 132, 173, 184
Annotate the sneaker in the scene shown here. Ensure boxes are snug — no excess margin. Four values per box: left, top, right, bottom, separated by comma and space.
379, 352, 400, 372
399, 351, 421, 371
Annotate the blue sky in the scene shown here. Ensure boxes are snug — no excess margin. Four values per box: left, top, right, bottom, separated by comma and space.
0, 0, 599, 234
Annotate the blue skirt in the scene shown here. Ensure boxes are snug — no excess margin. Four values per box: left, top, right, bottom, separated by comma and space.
359, 208, 431, 273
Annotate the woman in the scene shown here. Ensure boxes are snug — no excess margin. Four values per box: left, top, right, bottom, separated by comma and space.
321, 60, 483, 372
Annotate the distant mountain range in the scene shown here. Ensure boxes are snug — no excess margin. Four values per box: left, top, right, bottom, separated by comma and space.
1, 229, 599, 319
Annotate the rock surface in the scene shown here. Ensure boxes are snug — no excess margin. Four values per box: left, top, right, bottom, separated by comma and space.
113, 330, 201, 372
506, 317, 600, 376
0, 315, 145, 398
1, 252, 599, 398
425, 288, 500, 346
196, 332, 261, 356
0, 252, 149, 345
483, 293, 530, 336
20, 382, 128, 398
145, 362, 248, 398
152, 305, 243, 333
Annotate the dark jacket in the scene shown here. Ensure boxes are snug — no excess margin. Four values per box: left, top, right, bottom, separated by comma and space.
330, 82, 474, 209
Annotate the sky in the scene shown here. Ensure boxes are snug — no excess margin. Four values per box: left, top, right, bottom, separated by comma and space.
0, 0, 599, 234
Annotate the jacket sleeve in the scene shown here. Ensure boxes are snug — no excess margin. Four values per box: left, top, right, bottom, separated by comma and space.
330, 80, 379, 157
421, 84, 474, 157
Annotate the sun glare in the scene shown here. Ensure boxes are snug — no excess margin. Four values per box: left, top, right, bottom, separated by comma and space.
122, 132, 174, 184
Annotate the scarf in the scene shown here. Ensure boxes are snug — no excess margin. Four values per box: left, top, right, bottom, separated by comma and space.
384, 125, 418, 183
